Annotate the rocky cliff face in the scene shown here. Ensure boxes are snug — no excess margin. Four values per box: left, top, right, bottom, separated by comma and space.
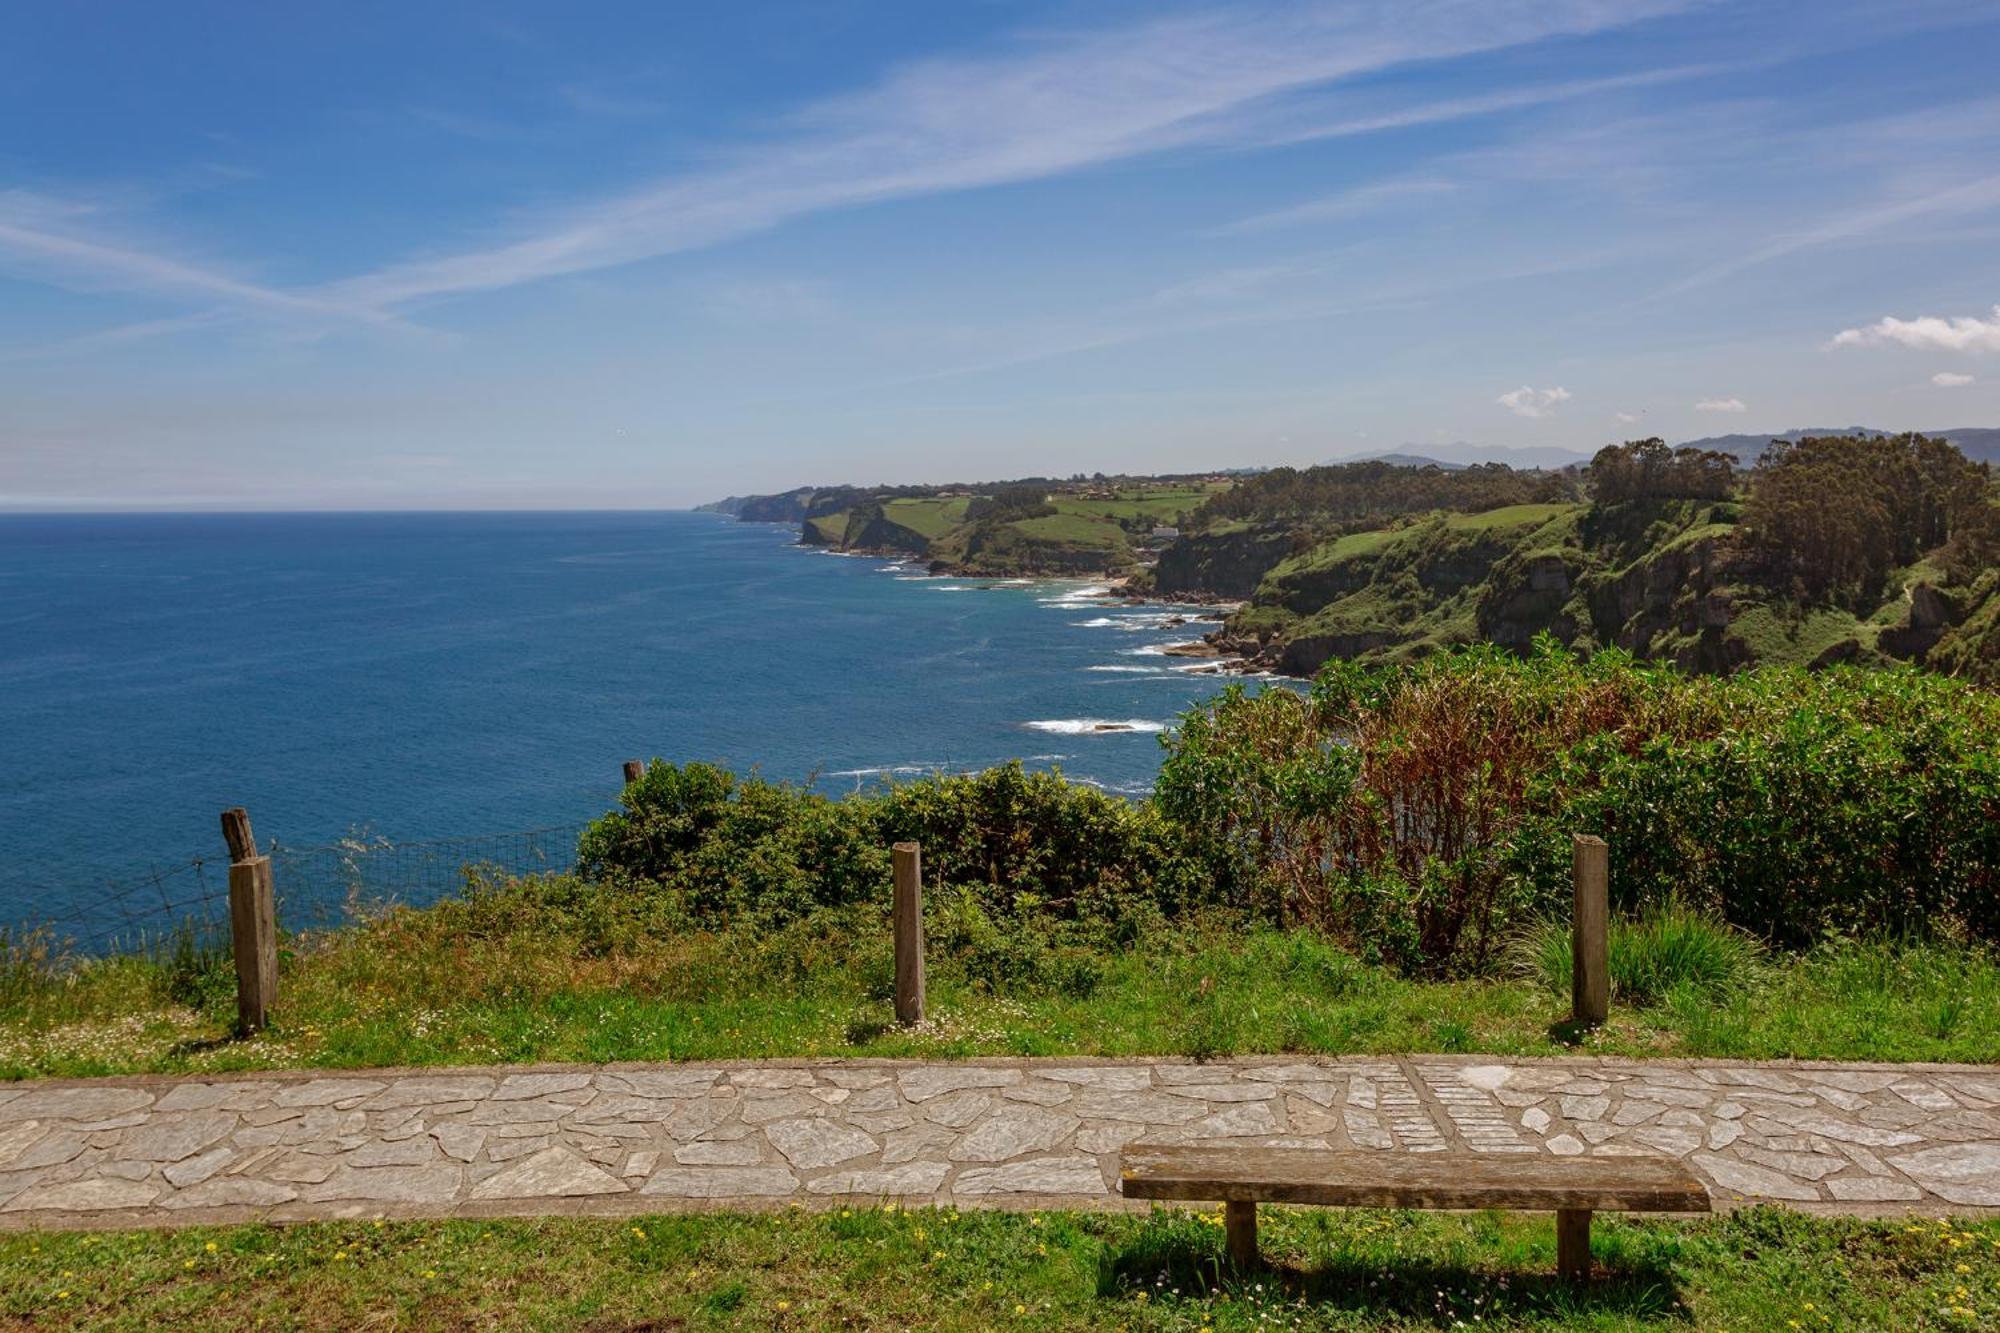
736, 488, 817, 524
1150, 528, 1295, 598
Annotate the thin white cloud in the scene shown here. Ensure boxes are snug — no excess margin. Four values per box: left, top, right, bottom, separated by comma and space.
0, 192, 415, 335
1497, 385, 1571, 418
1659, 173, 2000, 299
1932, 371, 1976, 386
1218, 180, 1456, 235
1831, 305, 2000, 354
1695, 397, 1747, 413
1614, 411, 1640, 423
320, 0, 1693, 313
1240, 64, 1741, 150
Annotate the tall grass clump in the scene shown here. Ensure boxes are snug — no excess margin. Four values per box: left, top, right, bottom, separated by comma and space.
1516, 905, 1765, 1007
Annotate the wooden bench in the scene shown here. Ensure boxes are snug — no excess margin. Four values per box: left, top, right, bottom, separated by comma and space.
1119, 1145, 1711, 1280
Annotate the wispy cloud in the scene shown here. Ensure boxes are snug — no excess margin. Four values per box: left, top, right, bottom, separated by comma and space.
1497, 385, 1571, 418
1657, 172, 2000, 299
1695, 396, 1747, 413
1831, 305, 2000, 354
319, 0, 1693, 313
1218, 181, 1456, 235
0, 191, 415, 336
1932, 370, 1975, 386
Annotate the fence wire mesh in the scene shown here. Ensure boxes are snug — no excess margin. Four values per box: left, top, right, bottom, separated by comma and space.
267, 824, 588, 933
8, 822, 590, 958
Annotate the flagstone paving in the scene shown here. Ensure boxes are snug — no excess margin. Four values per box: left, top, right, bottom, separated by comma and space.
0, 1055, 1995, 1230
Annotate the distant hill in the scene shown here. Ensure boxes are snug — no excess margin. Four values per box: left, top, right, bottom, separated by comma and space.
1337, 452, 1467, 471
1334, 443, 1593, 469
1675, 427, 2000, 466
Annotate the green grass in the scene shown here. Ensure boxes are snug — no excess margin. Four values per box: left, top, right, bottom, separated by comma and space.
1051, 485, 1219, 525
883, 497, 972, 540
1516, 905, 1765, 1007
1443, 502, 1578, 532
804, 512, 847, 543
1009, 512, 1132, 547
2, 1202, 1994, 1329
2, 885, 1993, 1079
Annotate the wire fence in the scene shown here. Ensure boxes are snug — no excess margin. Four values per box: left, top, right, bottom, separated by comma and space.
8, 822, 591, 959
267, 824, 588, 933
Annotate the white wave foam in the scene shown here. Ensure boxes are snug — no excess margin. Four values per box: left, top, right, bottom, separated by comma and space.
1023, 718, 1167, 735
1084, 664, 1163, 673
1038, 584, 1113, 606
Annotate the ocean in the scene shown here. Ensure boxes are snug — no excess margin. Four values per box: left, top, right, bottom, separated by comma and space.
0, 510, 1275, 939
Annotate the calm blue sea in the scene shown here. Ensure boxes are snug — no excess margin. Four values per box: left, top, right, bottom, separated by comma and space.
0, 510, 1272, 936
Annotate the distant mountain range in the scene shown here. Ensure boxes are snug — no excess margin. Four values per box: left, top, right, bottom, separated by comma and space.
1339, 427, 2000, 471
1675, 426, 2000, 466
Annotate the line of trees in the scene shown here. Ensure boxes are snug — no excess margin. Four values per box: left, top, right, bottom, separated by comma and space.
1743, 433, 1997, 602
1586, 438, 1737, 503
1190, 461, 1573, 529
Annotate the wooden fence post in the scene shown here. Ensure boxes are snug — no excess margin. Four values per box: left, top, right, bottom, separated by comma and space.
892, 842, 924, 1026
622, 760, 644, 785
220, 808, 278, 1035
1572, 833, 1609, 1026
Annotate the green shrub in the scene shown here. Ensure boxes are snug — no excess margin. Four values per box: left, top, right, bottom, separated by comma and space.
577, 761, 1218, 941
1160, 642, 2000, 972
577, 650, 1997, 980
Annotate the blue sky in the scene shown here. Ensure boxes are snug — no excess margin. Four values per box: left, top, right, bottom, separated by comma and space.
4, 1, 2000, 508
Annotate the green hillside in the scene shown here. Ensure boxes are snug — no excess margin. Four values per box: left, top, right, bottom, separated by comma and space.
752, 477, 1224, 576
1188, 437, 1999, 680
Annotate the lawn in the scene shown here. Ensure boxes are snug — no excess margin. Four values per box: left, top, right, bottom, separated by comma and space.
2, 1201, 1994, 1329
1, 901, 1993, 1079
883, 497, 972, 540
1051, 485, 1220, 526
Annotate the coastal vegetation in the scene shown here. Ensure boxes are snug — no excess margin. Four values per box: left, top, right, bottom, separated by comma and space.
711, 432, 2000, 682
2, 651, 1992, 1079
4, 1201, 1995, 1329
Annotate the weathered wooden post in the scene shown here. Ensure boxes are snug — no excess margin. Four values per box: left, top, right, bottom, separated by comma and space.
622, 759, 645, 785
892, 842, 924, 1025
1572, 833, 1609, 1026
220, 807, 278, 1035
1556, 1206, 1594, 1281
1225, 1199, 1258, 1270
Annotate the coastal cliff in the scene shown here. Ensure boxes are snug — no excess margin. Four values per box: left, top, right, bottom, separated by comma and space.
703, 436, 1999, 682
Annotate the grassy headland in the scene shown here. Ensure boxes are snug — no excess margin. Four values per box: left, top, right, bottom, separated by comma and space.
708, 434, 2000, 681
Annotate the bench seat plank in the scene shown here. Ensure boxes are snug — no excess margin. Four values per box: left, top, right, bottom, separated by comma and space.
1120, 1146, 1711, 1214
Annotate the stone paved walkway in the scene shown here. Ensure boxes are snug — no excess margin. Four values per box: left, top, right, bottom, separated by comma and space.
0, 1056, 1995, 1231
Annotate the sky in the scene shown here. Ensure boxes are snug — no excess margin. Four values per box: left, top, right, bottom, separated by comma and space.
4, 1, 2000, 509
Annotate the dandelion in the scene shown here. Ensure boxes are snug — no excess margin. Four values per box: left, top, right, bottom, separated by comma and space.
183, 1259, 196, 1269
775, 1300, 792, 1313
424, 1269, 438, 1279
56, 1291, 69, 1301
1957, 1264, 1972, 1273
1014, 1304, 1026, 1316
630, 1227, 646, 1239
335, 1250, 348, 1261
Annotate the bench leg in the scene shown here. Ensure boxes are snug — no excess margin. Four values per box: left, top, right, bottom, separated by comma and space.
1556, 1208, 1592, 1282
1225, 1199, 1257, 1269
